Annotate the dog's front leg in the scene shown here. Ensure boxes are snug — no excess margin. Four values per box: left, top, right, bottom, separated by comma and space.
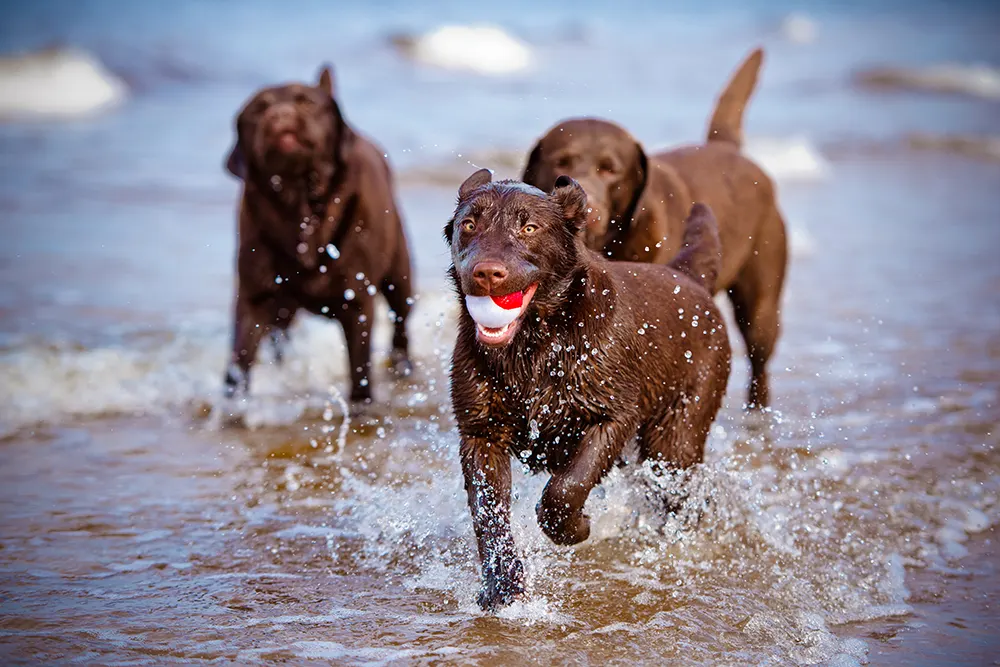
225, 294, 272, 398
460, 436, 523, 611
536, 419, 635, 545
339, 297, 375, 405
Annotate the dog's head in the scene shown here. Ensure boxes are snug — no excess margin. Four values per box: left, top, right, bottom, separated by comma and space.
444, 169, 588, 347
521, 118, 648, 252
225, 66, 349, 183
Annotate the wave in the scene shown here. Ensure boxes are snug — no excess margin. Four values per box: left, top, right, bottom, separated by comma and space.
854, 63, 1000, 101
0, 47, 128, 119
0, 291, 459, 435
743, 136, 831, 183
905, 132, 1000, 162
391, 25, 533, 76
778, 13, 819, 45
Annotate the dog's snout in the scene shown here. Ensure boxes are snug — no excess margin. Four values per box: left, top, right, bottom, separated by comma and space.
472, 261, 509, 292
265, 103, 299, 131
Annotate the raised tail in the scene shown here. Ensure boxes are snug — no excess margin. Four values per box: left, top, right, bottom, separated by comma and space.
668, 203, 722, 293
706, 47, 764, 147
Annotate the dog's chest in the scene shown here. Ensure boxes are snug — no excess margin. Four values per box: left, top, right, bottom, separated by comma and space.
503, 342, 617, 470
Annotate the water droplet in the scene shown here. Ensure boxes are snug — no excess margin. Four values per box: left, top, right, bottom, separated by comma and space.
358, 314, 367, 323
367, 284, 377, 296
602, 289, 610, 295
529, 419, 540, 440
684, 350, 692, 359
376, 426, 386, 439
673, 285, 681, 294
321, 306, 330, 314
326, 244, 340, 259
319, 265, 327, 273
274, 275, 283, 284
270, 175, 282, 190
637, 328, 645, 335
552, 342, 563, 352
405, 297, 415, 306
356, 272, 365, 281
359, 378, 368, 386
344, 288, 356, 301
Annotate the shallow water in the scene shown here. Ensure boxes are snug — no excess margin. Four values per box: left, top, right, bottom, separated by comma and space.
2, 1, 1000, 665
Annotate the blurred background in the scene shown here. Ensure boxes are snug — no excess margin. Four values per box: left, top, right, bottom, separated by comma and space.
1, 1, 998, 665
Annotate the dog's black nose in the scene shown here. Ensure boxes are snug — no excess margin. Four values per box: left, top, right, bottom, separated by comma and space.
472, 261, 509, 292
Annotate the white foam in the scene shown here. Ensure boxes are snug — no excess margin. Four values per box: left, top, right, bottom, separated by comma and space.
400, 25, 533, 76
0, 47, 127, 119
780, 13, 819, 45
0, 291, 458, 432
857, 64, 1000, 101
788, 224, 817, 259
743, 136, 830, 182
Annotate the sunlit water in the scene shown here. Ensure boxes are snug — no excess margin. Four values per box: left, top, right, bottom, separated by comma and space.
1, 2, 999, 665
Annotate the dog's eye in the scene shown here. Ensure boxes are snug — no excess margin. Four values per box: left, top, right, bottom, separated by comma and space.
522, 224, 538, 235
462, 220, 476, 232
598, 159, 617, 174
556, 156, 574, 169
252, 94, 274, 113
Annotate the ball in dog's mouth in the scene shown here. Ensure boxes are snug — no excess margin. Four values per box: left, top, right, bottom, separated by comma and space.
465, 284, 538, 346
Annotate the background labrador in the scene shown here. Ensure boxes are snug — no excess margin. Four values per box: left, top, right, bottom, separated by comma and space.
224, 66, 414, 406
521, 48, 786, 409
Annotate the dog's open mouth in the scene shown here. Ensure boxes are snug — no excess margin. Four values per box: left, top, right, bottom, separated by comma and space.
465, 284, 538, 347
276, 131, 303, 153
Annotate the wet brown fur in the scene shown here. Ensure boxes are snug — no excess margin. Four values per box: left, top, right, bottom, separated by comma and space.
446, 170, 731, 610
521, 48, 785, 409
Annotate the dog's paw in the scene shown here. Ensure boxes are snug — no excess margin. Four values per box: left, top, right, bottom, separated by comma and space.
223, 364, 248, 399
269, 329, 290, 364
477, 559, 525, 612
537, 503, 591, 546
387, 349, 414, 379
347, 395, 375, 419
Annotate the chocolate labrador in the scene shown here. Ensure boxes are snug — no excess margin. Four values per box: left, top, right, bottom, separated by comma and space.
521, 48, 786, 409
446, 169, 731, 610
223, 65, 414, 405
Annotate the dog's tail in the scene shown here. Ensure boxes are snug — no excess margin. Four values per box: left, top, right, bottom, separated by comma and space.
668, 203, 722, 294
706, 47, 764, 147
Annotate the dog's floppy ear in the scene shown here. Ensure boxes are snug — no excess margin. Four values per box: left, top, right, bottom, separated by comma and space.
619, 141, 650, 230
445, 168, 493, 245
225, 137, 246, 180
317, 64, 335, 98
520, 140, 544, 186
459, 168, 493, 199
552, 175, 588, 232
443, 219, 455, 247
